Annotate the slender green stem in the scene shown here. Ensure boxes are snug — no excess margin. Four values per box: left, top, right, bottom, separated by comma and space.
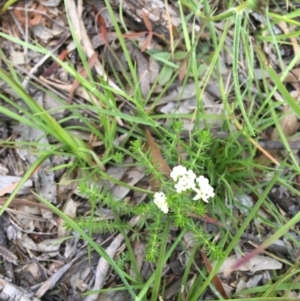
233, 10, 255, 135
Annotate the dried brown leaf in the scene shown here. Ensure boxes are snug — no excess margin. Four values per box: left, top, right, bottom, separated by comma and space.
13, 3, 46, 26
93, 6, 108, 43
42, 49, 69, 77
141, 32, 153, 52
144, 128, 171, 191
201, 251, 228, 299
179, 59, 188, 82
271, 105, 299, 139
0, 181, 20, 196
0, 197, 50, 210
219, 254, 282, 275
142, 10, 152, 32
280, 67, 300, 83
256, 104, 299, 166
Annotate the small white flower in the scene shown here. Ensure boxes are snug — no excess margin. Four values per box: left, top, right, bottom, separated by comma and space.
170, 165, 187, 181
186, 170, 197, 182
193, 187, 215, 202
154, 192, 166, 202
171, 166, 196, 193
174, 182, 184, 193
159, 204, 169, 214
193, 187, 208, 202
193, 176, 215, 202
153, 192, 169, 213
174, 175, 196, 193
196, 175, 210, 187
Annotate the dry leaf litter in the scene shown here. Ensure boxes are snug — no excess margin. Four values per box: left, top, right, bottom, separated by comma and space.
0, 0, 299, 300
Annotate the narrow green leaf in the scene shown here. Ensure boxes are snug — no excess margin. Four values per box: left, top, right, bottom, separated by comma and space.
233, 11, 255, 135
158, 64, 173, 86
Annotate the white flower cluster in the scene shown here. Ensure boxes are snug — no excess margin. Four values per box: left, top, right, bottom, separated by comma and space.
153, 165, 215, 213
153, 192, 169, 213
171, 165, 215, 203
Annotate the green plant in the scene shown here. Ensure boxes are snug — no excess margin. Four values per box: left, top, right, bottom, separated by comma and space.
72, 129, 219, 262
0, 0, 300, 300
